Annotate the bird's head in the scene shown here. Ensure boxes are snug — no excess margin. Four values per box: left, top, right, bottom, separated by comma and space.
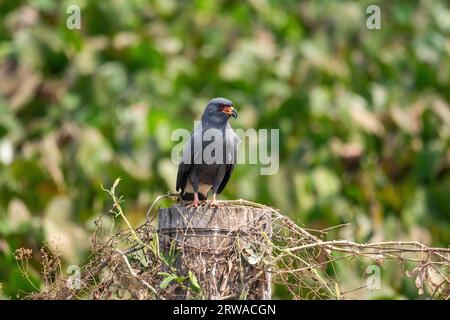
201, 97, 238, 125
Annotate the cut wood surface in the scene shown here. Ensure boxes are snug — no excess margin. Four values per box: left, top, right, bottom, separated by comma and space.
158, 202, 272, 300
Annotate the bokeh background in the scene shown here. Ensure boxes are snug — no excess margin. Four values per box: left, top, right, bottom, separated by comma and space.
0, 0, 449, 299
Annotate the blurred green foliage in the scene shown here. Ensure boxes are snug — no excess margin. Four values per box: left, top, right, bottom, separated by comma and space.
0, 0, 449, 299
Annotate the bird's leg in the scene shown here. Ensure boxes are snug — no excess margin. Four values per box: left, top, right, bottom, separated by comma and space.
186, 173, 201, 209
209, 166, 226, 208
209, 193, 221, 208
187, 192, 200, 209
193, 192, 200, 207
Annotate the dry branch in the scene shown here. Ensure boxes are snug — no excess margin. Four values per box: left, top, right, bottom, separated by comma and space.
23, 196, 449, 300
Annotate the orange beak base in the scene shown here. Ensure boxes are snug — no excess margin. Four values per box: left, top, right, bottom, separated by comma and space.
221, 106, 238, 118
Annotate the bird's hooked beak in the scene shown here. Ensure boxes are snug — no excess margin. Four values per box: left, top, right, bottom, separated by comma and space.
221, 105, 238, 119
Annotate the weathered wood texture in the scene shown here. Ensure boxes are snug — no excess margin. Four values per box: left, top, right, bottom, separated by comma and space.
158, 203, 272, 300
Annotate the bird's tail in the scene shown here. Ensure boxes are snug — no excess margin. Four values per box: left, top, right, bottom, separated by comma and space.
180, 192, 208, 201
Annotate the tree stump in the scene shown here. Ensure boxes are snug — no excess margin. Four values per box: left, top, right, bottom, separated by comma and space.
158, 202, 272, 300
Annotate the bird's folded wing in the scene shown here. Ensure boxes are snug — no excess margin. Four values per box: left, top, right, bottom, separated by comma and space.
176, 125, 203, 192
217, 132, 240, 194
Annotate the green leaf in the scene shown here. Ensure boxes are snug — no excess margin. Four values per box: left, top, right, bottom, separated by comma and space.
160, 274, 177, 289
111, 178, 121, 194
189, 271, 202, 293
239, 289, 248, 300
175, 276, 188, 284
157, 272, 171, 277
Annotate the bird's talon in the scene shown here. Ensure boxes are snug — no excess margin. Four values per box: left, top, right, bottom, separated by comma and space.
186, 201, 200, 209
209, 201, 222, 208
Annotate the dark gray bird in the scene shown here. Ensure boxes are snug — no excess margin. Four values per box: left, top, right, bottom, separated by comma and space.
176, 97, 240, 208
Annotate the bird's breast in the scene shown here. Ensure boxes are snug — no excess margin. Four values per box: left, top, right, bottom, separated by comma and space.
195, 164, 220, 181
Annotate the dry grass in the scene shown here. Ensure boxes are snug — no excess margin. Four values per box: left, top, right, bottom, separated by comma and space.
19, 180, 450, 300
